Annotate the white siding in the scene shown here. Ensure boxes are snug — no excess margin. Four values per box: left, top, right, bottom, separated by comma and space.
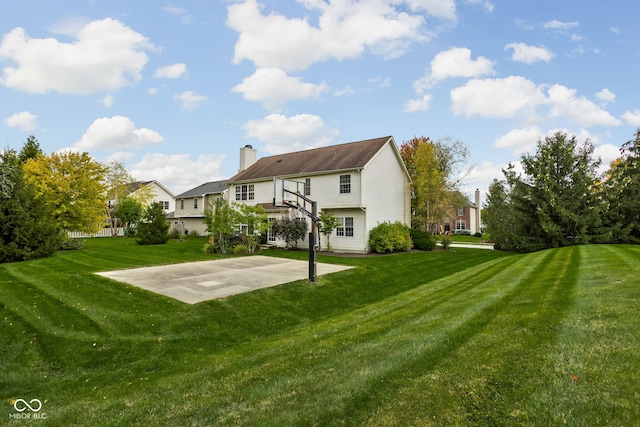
361, 141, 410, 228
227, 139, 410, 253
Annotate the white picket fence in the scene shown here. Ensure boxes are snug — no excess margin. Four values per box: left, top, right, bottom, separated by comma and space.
67, 228, 125, 239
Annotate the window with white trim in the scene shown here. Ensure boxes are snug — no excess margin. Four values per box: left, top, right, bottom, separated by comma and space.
336, 217, 354, 237
304, 178, 311, 196
455, 219, 466, 230
339, 174, 351, 194
457, 207, 464, 216
235, 184, 255, 201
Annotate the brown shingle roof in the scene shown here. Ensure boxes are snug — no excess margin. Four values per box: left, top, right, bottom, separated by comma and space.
228, 136, 393, 183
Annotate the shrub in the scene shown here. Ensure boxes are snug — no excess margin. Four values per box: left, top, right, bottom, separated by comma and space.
369, 221, 412, 253
473, 232, 483, 238
170, 228, 181, 239
233, 244, 248, 254
189, 229, 199, 237
441, 235, 452, 250
136, 202, 170, 245
410, 229, 436, 251
60, 238, 84, 250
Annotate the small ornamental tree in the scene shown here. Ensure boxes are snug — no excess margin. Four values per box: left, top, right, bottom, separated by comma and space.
318, 211, 339, 252
114, 196, 144, 236
204, 198, 238, 254
236, 203, 268, 253
136, 202, 170, 245
272, 215, 307, 249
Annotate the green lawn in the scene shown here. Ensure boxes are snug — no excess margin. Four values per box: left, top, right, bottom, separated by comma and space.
1, 238, 638, 425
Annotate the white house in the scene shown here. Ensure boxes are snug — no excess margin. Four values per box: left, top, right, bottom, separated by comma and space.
170, 180, 228, 236
226, 136, 411, 253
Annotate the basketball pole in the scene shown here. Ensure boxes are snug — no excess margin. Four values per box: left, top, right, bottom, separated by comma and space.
309, 201, 318, 282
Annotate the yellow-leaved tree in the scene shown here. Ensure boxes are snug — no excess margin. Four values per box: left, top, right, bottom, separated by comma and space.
23, 151, 108, 234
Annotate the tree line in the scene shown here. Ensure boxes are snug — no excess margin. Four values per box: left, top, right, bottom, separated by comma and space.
483, 130, 640, 252
1, 136, 167, 262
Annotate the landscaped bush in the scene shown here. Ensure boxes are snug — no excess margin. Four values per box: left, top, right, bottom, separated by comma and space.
369, 221, 412, 253
441, 235, 452, 250
473, 232, 483, 238
60, 238, 84, 250
233, 243, 248, 254
410, 229, 436, 251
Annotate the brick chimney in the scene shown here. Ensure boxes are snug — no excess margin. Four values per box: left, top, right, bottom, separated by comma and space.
239, 144, 257, 172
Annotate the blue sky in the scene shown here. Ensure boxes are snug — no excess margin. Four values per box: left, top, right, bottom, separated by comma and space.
1, 1, 639, 199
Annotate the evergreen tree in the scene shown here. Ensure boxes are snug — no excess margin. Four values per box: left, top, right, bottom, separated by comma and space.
509, 132, 600, 252
482, 178, 514, 251
136, 202, 170, 245
0, 147, 59, 262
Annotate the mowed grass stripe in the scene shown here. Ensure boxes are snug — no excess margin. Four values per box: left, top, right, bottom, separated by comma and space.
55, 252, 558, 425
524, 245, 640, 426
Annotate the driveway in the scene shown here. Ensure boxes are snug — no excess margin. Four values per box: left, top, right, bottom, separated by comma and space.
96, 255, 353, 304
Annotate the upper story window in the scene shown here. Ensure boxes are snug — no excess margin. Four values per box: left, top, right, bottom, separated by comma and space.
457, 207, 464, 216
180, 199, 184, 210
235, 184, 255, 201
194, 198, 198, 209
304, 178, 311, 196
161, 201, 169, 210
339, 174, 351, 194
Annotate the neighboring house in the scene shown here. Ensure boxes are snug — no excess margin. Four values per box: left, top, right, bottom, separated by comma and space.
438, 190, 481, 234
170, 180, 228, 236
108, 180, 175, 212
226, 136, 411, 253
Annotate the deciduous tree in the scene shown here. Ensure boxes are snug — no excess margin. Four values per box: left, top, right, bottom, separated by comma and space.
23, 151, 107, 234
400, 136, 471, 232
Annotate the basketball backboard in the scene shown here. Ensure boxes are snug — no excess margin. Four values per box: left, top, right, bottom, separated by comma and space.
273, 177, 305, 208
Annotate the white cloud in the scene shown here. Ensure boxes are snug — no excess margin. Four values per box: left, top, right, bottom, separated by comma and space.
162, 6, 194, 25
154, 63, 188, 79
242, 113, 339, 154
464, 0, 494, 13
596, 88, 615, 105
401, 0, 457, 19
494, 126, 543, 154
450, 76, 546, 118
505, 42, 554, 64
414, 47, 494, 92
98, 94, 114, 107
130, 152, 226, 195
543, 20, 579, 31
74, 116, 164, 151
173, 90, 207, 110
621, 109, 640, 126
458, 161, 504, 196
226, 0, 442, 71
594, 143, 622, 174
403, 94, 433, 112
232, 67, 327, 111
0, 18, 154, 94
3, 111, 38, 131
547, 84, 622, 127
